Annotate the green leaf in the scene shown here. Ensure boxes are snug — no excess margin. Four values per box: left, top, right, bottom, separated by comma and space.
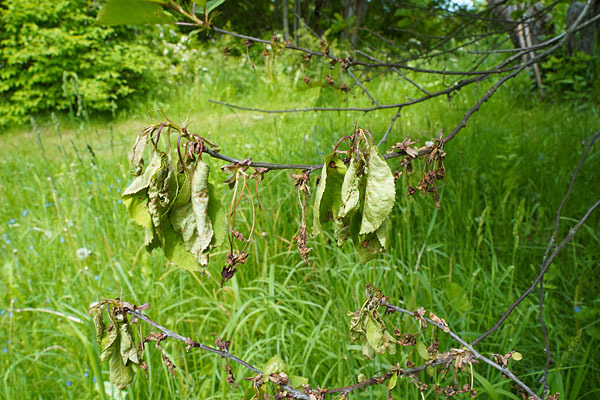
263, 354, 287, 375
312, 152, 347, 236
205, 0, 227, 15
416, 341, 429, 360
360, 144, 395, 235
444, 282, 471, 313
97, 0, 175, 26
122, 190, 152, 228
207, 181, 226, 247
169, 161, 214, 267
123, 152, 163, 196
365, 313, 384, 354
119, 323, 139, 365
335, 156, 364, 246
190, 160, 214, 254
352, 219, 386, 263
511, 352, 523, 361
100, 323, 119, 363
108, 340, 135, 389
162, 216, 204, 271
387, 372, 398, 391
360, 336, 375, 360
289, 375, 309, 387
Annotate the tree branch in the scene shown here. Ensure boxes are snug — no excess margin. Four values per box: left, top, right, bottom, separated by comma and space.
384, 302, 542, 400
128, 309, 312, 399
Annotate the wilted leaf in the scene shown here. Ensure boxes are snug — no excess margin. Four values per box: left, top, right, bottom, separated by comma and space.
97, 0, 175, 26
361, 336, 375, 360
119, 323, 139, 365
190, 160, 214, 254
360, 144, 395, 235
130, 127, 153, 175
122, 190, 151, 228
366, 313, 384, 354
170, 161, 214, 267
312, 153, 347, 236
89, 303, 105, 343
335, 156, 364, 246
416, 341, 430, 360
123, 152, 163, 196
108, 341, 135, 389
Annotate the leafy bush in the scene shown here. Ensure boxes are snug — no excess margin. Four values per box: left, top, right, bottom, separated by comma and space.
0, 0, 170, 128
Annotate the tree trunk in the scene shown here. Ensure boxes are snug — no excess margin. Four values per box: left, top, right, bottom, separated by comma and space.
283, 0, 290, 41
566, 0, 600, 56
342, 0, 368, 47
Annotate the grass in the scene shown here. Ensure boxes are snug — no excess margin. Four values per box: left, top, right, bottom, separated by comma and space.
0, 43, 599, 399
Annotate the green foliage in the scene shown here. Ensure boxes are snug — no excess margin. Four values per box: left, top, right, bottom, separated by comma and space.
540, 51, 600, 104
0, 0, 169, 128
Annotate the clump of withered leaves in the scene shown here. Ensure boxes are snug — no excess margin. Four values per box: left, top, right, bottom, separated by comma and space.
121, 124, 225, 272
312, 127, 395, 262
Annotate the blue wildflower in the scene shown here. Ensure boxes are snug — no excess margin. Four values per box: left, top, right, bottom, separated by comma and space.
84, 371, 89, 377
94, 275, 99, 280
116, 188, 121, 193
66, 381, 71, 387
60, 237, 65, 243
574, 306, 581, 313
118, 199, 122, 204
45, 202, 53, 208
88, 181, 92, 186
116, 178, 121, 183
29, 245, 34, 250
93, 377, 97, 383
3, 348, 7, 353
0, 310, 4, 315
8, 218, 15, 226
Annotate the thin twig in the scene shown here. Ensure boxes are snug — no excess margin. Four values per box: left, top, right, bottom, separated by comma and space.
127, 309, 311, 399
538, 130, 600, 396
377, 107, 402, 147
347, 67, 380, 106
471, 197, 600, 347
202, 145, 433, 172
384, 302, 542, 400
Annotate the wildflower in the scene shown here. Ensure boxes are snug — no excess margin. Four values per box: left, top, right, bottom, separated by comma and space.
88, 181, 92, 186
94, 275, 99, 281
2, 348, 7, 353
76, 247, 91, 259
574, 306, 581, 313
0, 310, 4, 315
66, 381, 71, 387
44, 202, 53, 208
22, 210, 28, 217
8, 218, 15, 226
29, 245, 34, 250
118, 199, 122, 204
84, 371, 89, 378
93, 377, 97, 383
60, 237, 65, 243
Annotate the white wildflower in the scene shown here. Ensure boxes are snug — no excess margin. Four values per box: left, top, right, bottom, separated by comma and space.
76, 247, 91, 259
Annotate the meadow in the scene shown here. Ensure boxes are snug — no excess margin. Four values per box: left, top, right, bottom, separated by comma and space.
1, 44, 599, 399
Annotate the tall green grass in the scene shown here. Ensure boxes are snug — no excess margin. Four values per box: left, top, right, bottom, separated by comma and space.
1, 45, 599, 399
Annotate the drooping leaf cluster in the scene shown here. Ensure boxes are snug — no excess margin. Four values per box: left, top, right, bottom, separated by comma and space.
121, 124, 225, 272
89, 301, 142, 389
312, 127, 395, 262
